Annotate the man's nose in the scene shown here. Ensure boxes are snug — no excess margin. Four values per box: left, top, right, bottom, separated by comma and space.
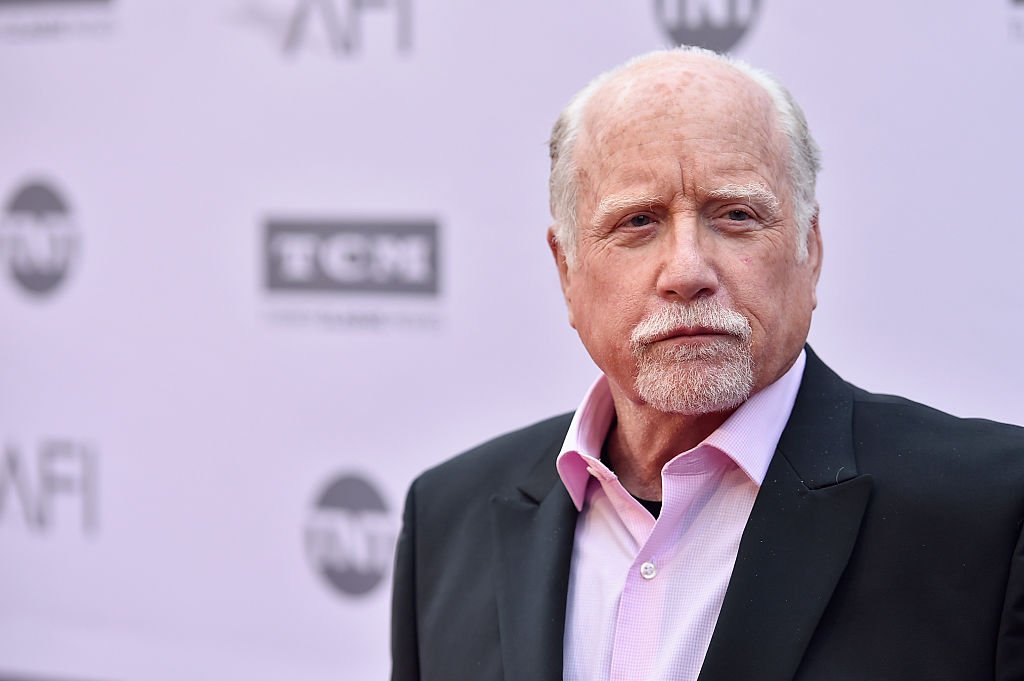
655, 218, 720, 302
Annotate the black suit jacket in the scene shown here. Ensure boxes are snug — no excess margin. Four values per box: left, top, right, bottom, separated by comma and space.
391, 349, 1024, 681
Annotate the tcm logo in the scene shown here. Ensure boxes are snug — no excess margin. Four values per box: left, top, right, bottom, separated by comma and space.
0, 439, 99, 535
0, 0, 114, 41
654, 0, 761, 53
266, 219, 439, 294
0, 180, 79, 298
305, 473, 396, 597
0, 0, 111, 5
232, 0, 411, 57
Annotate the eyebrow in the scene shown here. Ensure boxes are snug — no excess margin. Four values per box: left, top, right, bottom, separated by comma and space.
704, 183, 781, 215
590, 192, 662, 227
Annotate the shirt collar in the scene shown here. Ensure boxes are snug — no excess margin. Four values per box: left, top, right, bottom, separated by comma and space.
556, 349, 807, 511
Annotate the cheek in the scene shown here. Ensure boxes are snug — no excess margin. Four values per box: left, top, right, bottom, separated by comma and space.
728, 261, 801, 332
567, 271, 643, 348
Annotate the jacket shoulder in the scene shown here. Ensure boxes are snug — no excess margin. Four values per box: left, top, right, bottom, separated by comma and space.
415, 412, 573, 498
848, 386, 1024, 501
851, 385, 1024, 452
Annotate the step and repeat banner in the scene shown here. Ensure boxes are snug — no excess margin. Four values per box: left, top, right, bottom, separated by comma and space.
2, 1, 1022, 679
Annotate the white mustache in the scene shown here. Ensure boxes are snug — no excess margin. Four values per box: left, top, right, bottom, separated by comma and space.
630, 300, 752, 346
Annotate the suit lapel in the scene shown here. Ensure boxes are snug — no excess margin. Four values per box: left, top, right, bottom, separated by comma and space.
698, 348, 874, 681
491, 441, 578, 681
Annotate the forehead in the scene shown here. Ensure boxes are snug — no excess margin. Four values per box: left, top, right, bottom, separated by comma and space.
576, 58, 788, 199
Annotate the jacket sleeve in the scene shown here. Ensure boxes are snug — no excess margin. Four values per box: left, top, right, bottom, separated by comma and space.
996, 518, 1024, 681
391, 479, 421, 681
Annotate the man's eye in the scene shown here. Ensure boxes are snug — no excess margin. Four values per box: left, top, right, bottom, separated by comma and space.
627, 215, 653, 227
727, 209, 753, 221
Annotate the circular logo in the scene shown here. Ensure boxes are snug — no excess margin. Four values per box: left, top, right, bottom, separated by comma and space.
1, 180, 79, 296
305, 473, 396, 597
654, 0, 762, 53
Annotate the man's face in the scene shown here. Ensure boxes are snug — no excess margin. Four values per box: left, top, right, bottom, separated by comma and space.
551, 58, 822, 415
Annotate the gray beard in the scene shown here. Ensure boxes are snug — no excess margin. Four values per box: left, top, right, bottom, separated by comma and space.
629, 300, 755, 415
633, 336, 754, 414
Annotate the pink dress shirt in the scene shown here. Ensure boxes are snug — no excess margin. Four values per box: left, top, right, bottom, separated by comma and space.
556, 350, 806, 681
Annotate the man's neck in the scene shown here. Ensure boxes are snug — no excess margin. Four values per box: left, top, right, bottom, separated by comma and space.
604, 397, 735, 501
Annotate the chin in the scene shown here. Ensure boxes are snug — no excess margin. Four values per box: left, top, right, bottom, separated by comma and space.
635, 353, 755, 415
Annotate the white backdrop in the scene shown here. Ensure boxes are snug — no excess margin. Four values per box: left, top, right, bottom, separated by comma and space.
1, 1, 1022, 679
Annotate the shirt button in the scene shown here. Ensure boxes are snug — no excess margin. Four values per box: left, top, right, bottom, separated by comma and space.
640, 561, 657, 580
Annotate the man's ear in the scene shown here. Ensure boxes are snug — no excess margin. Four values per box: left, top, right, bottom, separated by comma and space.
806, 210, 823, 310
547, 226, 576, 328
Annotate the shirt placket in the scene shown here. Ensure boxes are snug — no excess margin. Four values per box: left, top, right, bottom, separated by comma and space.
602, 449, 724, 681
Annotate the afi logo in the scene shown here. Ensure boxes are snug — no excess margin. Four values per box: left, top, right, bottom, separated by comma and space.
285, 0, 411, 55
0, 439, 99, 535
266, 219, 439, 294
655, 0, 761, 53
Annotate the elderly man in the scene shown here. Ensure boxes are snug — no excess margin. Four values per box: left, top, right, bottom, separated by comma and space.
391, 47, 1024, 681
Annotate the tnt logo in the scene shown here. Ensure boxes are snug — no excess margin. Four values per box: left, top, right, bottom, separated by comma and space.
0, 180, 79, 297
266, 219, 439, 294
305, 473, 396, 597
654, 0, 761, 53
0, 439, 99, 535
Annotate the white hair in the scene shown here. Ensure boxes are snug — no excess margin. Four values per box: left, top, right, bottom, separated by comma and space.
548, 46, 821, 267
